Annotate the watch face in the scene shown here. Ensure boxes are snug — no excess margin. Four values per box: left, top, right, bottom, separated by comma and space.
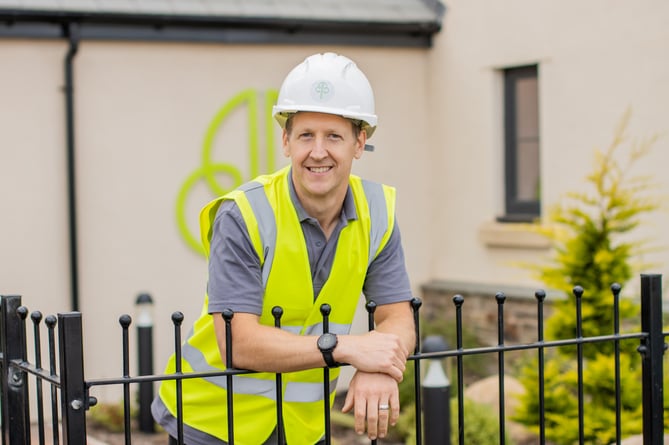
318, 333, 337, 350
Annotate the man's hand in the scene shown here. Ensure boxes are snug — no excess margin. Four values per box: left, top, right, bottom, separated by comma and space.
336, 330, 408, 382
341, 371, 400, 440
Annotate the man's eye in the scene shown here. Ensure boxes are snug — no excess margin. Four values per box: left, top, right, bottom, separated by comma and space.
328, 133, 342, 140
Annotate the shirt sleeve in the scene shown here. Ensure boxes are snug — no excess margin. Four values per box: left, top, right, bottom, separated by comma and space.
362, 218, 413, 305
207, 200, 264, 315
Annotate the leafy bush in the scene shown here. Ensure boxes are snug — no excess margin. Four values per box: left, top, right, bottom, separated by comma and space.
87, 402, 133, 432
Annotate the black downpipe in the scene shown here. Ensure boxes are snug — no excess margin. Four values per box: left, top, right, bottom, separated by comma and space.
65, 23, 80, 312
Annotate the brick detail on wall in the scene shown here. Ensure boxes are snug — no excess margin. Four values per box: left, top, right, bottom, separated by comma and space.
420, 280, 562, 346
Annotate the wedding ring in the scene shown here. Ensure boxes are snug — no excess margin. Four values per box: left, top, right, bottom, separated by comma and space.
379, 404, 390, 410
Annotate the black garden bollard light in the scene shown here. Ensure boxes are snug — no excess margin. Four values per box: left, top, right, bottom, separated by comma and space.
135, 293, 155, 433
422, 335, 451, 445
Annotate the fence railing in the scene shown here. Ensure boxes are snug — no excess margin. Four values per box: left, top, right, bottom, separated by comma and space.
0, 274, 666, 445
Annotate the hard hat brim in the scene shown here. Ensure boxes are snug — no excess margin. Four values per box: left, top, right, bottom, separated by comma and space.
273, 106, 377, 138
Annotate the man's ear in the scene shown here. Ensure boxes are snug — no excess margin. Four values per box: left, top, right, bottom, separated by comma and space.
354, 130, 367, 159
282, 129, 290, 157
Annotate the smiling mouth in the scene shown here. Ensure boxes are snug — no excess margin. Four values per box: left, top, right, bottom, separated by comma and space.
307, 166, 332, 173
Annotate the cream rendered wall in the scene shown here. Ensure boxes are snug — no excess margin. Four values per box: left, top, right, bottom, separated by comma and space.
428, 0, 669, 292
0, 41, 431, 400
0, 40, 71, 315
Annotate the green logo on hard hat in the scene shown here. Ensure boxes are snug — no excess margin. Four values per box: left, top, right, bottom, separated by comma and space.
312, 80, 334, 102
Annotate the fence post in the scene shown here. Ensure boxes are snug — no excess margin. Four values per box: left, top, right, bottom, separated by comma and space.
421, 335, 450, 445
135, 293, 155, 433
58, 312, 88, 444
639, 274, 664, 445
0, 295, 30, 445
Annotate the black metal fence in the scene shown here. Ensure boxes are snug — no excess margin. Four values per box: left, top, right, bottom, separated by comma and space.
1, 274, 666, 445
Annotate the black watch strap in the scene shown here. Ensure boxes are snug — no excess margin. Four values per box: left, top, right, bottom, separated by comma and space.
321, 349, 339, 368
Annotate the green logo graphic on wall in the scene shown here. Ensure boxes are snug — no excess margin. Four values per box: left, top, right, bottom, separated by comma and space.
176, 89, 279, 256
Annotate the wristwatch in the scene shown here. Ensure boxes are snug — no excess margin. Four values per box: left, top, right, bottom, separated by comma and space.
317, 333, 340, 368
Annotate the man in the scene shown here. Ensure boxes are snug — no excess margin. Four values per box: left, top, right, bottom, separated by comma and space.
153, 52, 415, 445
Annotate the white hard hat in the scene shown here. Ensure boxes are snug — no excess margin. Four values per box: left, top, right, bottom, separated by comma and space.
273, 53, 378, 139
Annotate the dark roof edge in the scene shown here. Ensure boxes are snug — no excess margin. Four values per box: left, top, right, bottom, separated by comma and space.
0, 8, 442, 47
420, 0, 448, 18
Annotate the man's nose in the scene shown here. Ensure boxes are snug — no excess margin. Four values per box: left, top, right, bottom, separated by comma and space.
310, 137, 328, 158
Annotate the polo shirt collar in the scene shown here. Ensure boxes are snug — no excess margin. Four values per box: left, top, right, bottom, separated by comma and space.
287, 169, 358, 223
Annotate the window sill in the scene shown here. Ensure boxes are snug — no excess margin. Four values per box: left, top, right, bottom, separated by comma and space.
478, 221, 551, 250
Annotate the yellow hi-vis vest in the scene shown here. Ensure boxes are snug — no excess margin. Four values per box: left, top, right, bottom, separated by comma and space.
159, 166, 396, 445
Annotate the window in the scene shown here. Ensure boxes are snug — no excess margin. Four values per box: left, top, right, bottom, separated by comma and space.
499, 65, 540, 222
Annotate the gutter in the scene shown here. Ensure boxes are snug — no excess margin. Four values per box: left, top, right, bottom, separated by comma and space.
64, 22, 80, 312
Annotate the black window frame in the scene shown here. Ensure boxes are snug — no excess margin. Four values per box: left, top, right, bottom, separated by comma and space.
498, 64, 540, 223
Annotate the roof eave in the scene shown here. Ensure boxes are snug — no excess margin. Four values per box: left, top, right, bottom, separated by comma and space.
0, 9, 442, 47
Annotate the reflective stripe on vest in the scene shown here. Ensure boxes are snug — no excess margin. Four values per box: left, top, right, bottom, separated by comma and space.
361, 179, 390, 261
181, 341, 338, 403
237, 181, 275, 287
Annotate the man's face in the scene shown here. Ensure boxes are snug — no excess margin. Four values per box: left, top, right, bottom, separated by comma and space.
283, 112, 366, 203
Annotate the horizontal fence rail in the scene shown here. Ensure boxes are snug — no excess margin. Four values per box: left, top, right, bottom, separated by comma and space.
0, 274, 666, 444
